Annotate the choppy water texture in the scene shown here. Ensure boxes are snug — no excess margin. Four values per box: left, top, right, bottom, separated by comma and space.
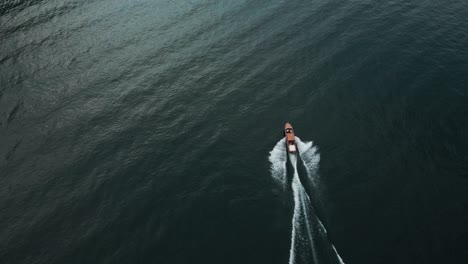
1, 0, 468, 263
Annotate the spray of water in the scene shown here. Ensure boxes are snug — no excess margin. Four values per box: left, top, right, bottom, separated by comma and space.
295, 137, 320, 186
269, 137, 345, 264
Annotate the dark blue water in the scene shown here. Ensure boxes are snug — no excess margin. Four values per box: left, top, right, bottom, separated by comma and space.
1, 0, 468, 263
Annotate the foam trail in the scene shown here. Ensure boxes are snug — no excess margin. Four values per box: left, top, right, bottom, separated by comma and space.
289, 153, 320, 264
269, 137, 345, 264
296, 137, 320, 186
296, 137, 346, 264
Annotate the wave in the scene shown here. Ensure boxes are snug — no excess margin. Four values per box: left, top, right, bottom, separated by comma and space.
269, 137, 345, 264
295, 137, 320, 186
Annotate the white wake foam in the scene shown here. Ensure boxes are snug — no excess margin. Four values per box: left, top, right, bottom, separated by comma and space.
296, 137, 320, 186
269, 137, 345, 264
289, 152, 320, 264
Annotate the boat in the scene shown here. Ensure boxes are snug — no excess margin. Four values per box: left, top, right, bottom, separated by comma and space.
284, 122, 297, 153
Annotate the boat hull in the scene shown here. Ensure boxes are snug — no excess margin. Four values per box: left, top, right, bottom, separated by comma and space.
284, 122, 297, 153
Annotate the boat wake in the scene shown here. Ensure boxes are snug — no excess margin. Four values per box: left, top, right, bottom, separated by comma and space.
269, 137, 345, 264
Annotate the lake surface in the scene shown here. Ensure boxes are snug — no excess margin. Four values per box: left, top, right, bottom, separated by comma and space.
1, 0, 468, 263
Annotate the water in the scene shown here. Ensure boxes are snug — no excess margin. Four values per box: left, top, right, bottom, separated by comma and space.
1, 0, 468, 263
269, 137, 344, 264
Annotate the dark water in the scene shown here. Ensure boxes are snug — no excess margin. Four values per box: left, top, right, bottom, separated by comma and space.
1, 0, 468, 263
